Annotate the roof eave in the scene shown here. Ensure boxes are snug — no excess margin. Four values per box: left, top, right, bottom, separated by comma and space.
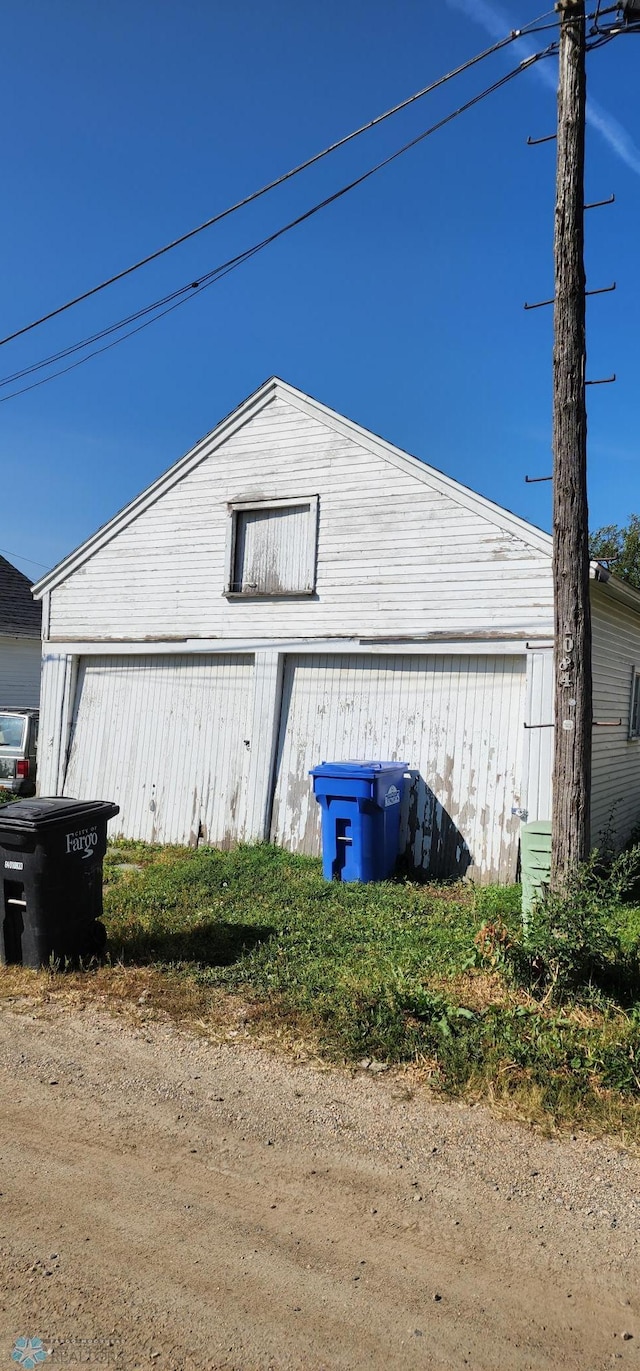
32, 377, 281, 599
590, 562, 640, 613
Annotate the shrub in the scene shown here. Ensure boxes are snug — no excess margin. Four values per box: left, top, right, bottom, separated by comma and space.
474, 848, 640, 1002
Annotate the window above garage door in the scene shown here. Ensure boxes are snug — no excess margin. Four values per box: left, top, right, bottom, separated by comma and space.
225, 496, 318, 597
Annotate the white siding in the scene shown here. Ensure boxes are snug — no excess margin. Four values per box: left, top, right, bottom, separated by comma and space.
37, 652, 73, 794
0, 636, 41, 707
591, 586, 640, 848
270, 653, 526, 884
48, 396, 554, 643
522, 648, 554, 822
63, 654, 254, 846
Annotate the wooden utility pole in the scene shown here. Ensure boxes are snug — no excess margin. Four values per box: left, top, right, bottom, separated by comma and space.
551, 0, 592, 887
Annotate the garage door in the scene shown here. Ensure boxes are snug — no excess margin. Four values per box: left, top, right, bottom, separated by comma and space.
64, 654, 254, 846
270, 653, 526, 883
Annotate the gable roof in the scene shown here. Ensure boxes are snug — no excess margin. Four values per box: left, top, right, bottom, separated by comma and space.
33, 377, 556, 601
0, 555, 41, 637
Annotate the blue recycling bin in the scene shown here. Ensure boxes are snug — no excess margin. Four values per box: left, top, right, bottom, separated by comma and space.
310, 760, 408, 883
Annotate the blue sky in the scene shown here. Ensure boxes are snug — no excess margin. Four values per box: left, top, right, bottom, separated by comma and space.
1, 1, 638, 579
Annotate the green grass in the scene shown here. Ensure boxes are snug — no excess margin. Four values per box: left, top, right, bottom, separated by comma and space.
97, 840, 640, 1140
104, 840, 498, 980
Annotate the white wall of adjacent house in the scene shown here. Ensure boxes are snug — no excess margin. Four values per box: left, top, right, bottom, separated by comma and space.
591, 584, 640, 850
517, 586, 640, 851
0, 636, 41, 707
521, 645, 554, 825
46, 393, 555, 643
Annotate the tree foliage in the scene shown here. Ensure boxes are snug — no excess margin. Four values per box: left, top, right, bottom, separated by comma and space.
589, 514, 640, 591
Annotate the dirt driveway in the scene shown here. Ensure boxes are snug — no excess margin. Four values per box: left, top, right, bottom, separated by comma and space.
0, 1004, 639, 1371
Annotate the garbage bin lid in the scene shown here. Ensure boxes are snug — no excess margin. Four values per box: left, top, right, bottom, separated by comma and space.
0, 797, 120, 831
310, 759, 408, 778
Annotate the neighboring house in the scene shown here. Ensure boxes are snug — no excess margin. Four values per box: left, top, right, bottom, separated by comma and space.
31, 378, 640, 883
0, 555, 42, 707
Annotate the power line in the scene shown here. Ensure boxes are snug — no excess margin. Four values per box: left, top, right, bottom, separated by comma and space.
0, 11, 558, 352
0, 278, 205, 386
0, 547, 49, 569
0, 42, 559, 405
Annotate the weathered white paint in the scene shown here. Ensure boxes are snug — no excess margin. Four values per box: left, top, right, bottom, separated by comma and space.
33, 378, 554, 603
36, 636, 536, 657
591, 584, 640, 849
226, 496, 318, 596
40, 384, 555, 644
521, 647, 554, 823
270, 653, 526, 884
0, 635, 42, 708
41, 592, 51, 641
63, 654, 254, 846
37, 652, 73, 794
519, 588, 640, 849
243, 650, 285, 842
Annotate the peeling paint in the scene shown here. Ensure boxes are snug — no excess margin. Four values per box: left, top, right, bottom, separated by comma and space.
188, 785, 200, 849
63, 652, 253, 847
269, 652, 526, 884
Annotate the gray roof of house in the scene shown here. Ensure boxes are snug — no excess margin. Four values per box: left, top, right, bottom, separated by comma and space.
0, 556, 41, 637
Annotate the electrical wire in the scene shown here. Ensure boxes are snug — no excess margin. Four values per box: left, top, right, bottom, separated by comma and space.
586, 31, 618, 45
0, 547, 49, 569
0, 42, 559, 403
0, 279, 211, 386
0, 10, 559, 352
0, 42, 559, 405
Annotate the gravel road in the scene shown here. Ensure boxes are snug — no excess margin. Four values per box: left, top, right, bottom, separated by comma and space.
0, 1002, 639, 1370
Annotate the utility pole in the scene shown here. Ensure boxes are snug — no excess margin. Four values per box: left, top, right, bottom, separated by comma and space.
551, 0, 591, 887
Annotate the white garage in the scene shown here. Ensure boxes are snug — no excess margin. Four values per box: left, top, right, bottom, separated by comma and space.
32, 378, 640, 881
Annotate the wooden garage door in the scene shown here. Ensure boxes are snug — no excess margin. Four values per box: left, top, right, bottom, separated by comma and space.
64, 654, 253, 846
270, 653, 526, 883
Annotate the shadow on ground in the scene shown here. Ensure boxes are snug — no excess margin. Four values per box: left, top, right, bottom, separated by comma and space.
107, 921, 274, 969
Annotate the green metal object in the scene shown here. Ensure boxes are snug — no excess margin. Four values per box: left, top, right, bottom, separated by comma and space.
521, 821, 552, 921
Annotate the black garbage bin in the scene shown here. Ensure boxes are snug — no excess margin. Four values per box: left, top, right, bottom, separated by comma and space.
0, 798, 119, 968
